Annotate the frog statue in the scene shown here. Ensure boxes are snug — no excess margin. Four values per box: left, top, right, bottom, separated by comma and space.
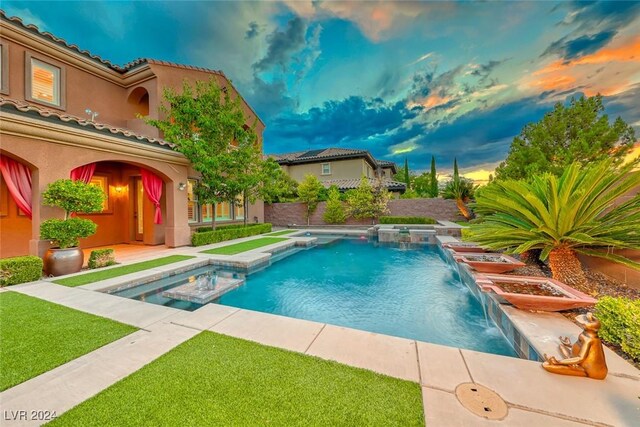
542, 312, 608, 380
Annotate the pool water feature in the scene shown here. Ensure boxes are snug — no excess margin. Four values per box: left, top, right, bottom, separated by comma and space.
219, 238, 516, 357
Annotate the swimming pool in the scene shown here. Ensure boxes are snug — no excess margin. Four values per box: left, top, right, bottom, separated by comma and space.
111, 236, 516, 357
218, 238, 515, 357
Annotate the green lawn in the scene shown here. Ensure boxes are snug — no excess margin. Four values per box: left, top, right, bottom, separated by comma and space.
200, 237, 288, 255
51, 332, 424, 426
265, 229, 299, 236
0, 292, 136, 391
54, 255, 195, 287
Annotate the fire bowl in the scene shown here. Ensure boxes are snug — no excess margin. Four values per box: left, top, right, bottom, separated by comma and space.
443, 242, 488, 253
476, 274, 597, 312
454, 252, 525, 274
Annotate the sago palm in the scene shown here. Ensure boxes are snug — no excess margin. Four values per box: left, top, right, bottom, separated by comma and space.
442, 178, 476, 220
466, 160, 640, 286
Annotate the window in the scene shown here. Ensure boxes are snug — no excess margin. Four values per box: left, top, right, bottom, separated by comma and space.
201, 204, 214, 223
216, 202, 231, 220
25, 54, 65, 108
235, 196, 245, 220
187, 179, 199, 223
321, 163, 331, 175
186, 179, 240, 223
0, 42, 8, 95
88, 175, 109, 212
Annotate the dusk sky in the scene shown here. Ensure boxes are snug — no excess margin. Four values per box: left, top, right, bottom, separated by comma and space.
4, 1, 639, 179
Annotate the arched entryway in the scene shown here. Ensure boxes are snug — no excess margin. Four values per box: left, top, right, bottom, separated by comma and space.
0, 152, 36, 258
70, 160, 170, 248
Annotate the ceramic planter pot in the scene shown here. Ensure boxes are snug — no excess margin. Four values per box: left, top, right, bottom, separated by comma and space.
43, 247, 83, 276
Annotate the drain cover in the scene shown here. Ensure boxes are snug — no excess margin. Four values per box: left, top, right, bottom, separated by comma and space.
455, 383, 508, 420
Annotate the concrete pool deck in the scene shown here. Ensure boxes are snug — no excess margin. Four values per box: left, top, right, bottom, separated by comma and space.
2, 230, 639, 426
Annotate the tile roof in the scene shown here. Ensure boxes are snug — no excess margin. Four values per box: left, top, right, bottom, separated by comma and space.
376, 159, 396, 167
0, 10, 226, 76
0, 97, 174, 149
321, 178, 406, 192
271, 148, 373, 164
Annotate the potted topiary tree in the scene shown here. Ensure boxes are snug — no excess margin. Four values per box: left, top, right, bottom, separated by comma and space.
40, 179, 105, 276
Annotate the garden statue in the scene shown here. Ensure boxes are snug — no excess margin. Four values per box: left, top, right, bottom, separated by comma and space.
542, 313, 608, 380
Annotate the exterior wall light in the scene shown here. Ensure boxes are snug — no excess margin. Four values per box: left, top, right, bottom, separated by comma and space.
178, 182, 187, 191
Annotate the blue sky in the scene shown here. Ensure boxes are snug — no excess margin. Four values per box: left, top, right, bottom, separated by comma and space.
4, 0, 639, 178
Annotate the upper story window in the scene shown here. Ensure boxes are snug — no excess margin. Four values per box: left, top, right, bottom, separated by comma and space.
321, 163, 331, 175
0, 42, 8, 95
25, 53, 66, 109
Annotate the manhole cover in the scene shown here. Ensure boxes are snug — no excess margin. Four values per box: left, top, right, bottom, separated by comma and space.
455, 383, 508, 420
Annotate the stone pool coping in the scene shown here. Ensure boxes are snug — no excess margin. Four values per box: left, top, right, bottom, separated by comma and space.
4, 229, 637, 426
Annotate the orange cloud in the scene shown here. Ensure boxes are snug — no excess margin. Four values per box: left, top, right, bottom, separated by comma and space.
283, 0, 448, 41
522, 36, 640, 97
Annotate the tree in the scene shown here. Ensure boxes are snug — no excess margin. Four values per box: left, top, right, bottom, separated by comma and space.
467, 160, 640, 287
429, 156, 438, 198
442, 178, 475, 220
40, 179, 105, 248
345, 176, 391, 223
495, 95, 637, 181
258, 158, 298, 204
323, 186, 347, 224
147, 79, 258, 229
403, 158, 411, 189
298, 174, 324, 225
413, 173, 430, 197
442, 158, 475, 219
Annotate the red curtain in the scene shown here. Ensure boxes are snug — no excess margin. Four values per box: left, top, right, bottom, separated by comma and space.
70, 163, 96, 184
140, 168, 163, 224
0, 156, 33, 219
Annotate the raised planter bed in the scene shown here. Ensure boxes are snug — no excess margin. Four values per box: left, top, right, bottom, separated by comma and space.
476, 274, 597, 312
454, 252, 525, 274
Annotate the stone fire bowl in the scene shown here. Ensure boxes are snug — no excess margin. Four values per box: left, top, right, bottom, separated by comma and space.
475, 274, 597, 312
442, 243, 488, 253
454, 252, 525, 274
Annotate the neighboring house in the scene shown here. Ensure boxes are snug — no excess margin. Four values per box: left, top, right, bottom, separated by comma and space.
0, 11, 265, 259
271, 148, 406, 197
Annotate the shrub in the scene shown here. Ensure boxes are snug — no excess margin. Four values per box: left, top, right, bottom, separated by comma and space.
40, 179, 104, 249
88, 249, 116, 269
345, 176, 391, 221
595, 297, 640, 361
42, 179, 105, 216
40, 218, 97, 249
0, 256, 43, 286
196, 224, 248, 233
323, 187, 347, 224
192, 223, 272, 246
379, 216, 437, 224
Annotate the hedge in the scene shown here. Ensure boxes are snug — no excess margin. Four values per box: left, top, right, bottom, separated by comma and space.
192, 223, 272, 246
0, 256, 43, 286
379, 216, 437, 224
595, 297, 640, 361
88, 249, 117, 269
195, 223, 249, 233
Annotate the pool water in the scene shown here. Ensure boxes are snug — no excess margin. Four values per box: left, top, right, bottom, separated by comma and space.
218, 238, 516, 357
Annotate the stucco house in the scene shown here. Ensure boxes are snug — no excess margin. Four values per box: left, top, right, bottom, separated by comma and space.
271, 148, 406, 196
0, 11, 265, 259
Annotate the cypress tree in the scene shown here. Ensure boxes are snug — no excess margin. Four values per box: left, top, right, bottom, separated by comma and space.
453, 158, 459, 181
404, 158, 411, 188
429, 155, 438, 197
